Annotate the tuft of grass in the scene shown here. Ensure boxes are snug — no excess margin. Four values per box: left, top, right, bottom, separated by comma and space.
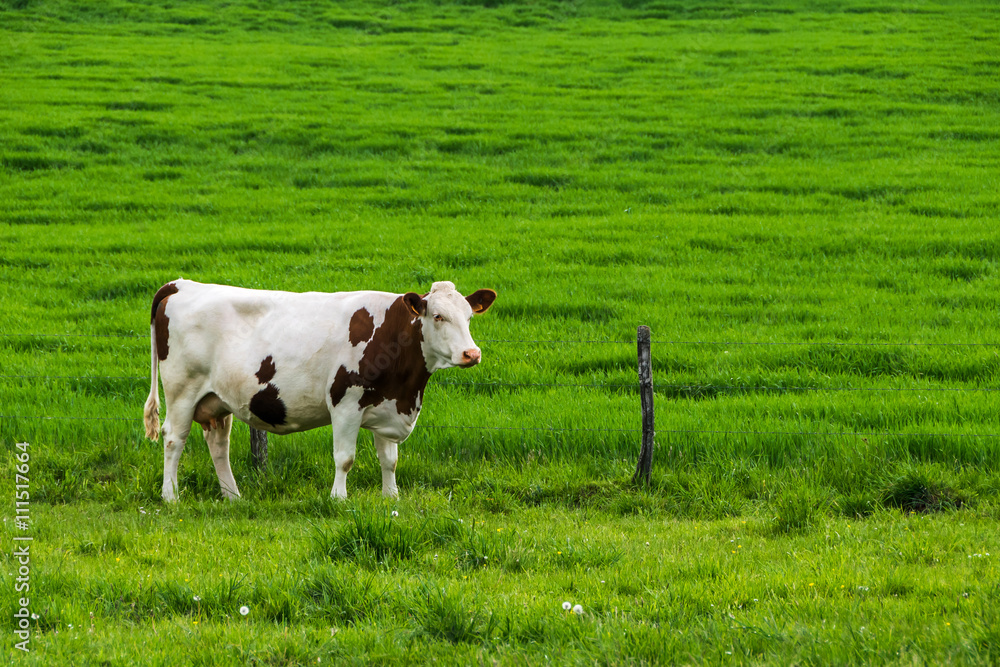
414, 583, 499, 645
456, 526, 534, 573
883, 467, 967, 513
311, 508, 423, 567
303, 567, 386, 624
768, 486, 826, 534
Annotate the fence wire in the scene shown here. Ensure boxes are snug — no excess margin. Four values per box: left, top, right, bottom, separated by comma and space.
2, 333, 998, 347
2, 374, 997, 395
2, 414, 998, 441
2, 333, 998, 439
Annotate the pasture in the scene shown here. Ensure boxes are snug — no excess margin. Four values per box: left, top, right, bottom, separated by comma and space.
2, 0, 1000, 663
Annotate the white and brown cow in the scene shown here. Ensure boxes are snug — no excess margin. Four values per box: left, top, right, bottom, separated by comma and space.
143, 279, 496, 501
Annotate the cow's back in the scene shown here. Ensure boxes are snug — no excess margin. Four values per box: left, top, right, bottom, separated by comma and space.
163, 280, 396, 360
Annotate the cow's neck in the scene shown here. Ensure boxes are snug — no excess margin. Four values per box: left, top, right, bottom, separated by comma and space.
354, 296, 432, 414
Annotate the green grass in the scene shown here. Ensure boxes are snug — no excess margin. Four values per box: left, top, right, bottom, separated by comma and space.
2, 0, 1000, 663
4, 498, 1000, 664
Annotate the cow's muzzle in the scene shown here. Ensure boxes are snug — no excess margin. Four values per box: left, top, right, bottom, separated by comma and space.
459, 348, 481, 367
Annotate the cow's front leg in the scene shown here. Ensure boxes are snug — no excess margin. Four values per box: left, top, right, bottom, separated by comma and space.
374, 434, 399, 498
330, 410, 363, 499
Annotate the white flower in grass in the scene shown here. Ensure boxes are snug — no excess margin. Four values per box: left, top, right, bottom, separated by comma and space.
562, 601, 571, 611
391, 511, 398, 517
240, 605, 249, 616
193, 596, 201, 602
31, 613, 39, 620
572, 604, 584, 615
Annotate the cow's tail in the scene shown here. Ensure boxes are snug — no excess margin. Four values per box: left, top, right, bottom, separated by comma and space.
144, 321, 161, 441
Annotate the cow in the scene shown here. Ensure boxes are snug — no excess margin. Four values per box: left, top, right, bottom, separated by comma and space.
142, 279, 496, 502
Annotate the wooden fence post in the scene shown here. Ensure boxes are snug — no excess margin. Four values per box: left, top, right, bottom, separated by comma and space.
250, 427, 268, 472
633, 325, 655, 484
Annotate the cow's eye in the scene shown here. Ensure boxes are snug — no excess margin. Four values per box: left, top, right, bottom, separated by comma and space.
433, 314, 444, 322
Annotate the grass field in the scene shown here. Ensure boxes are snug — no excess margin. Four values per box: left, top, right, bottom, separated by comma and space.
2, 0, 1000, 663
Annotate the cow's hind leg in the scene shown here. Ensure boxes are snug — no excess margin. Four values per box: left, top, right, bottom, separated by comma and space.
203, 414, 240, 500
374, 434, 399, 499
161, 405, 195, 503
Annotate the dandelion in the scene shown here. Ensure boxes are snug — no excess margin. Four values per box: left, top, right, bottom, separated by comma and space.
572, 604, 583, 615
391, 511, 398, 517
194, 596, 201, 602
240, 605, 249, 616
562, 601, 571, 611
31, 613, 39, 620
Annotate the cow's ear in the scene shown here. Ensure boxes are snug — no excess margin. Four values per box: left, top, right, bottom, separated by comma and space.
466, 289, 497, 314
403, 292, 426, 316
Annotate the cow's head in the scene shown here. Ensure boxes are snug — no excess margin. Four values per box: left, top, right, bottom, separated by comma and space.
403, 281, 496, 372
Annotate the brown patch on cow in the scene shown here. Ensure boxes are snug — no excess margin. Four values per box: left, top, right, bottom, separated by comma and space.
342, 457, 354, 472
348, 308, 375, 346
250, 384, 287, 427
466, 289, 497, 314
150, 282, 179, 323
329, 295, 431, 415
250, 355, 287, 426
329, 365, 360, 407
256, 355, 277, 384
151, 282, 179, 362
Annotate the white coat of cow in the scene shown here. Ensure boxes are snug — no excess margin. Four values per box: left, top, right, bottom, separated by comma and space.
143, 279, 496, 501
